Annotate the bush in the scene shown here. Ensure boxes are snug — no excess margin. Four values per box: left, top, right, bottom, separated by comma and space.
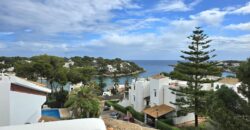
106, 101, 127, 114
160, 118, 174, 125
106, 101, 144, 121
126, 106, 144, 122
156, 120, 180, 130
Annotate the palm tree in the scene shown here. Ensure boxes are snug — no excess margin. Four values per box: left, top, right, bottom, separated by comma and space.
65, 83, 101, 118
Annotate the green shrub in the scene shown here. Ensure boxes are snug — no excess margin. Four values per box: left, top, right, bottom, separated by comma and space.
106, 101, 127, 114
126, 106, 144, 122
156, 120, 180, 130
160, 118, 174, 125
106, 101, 179, 130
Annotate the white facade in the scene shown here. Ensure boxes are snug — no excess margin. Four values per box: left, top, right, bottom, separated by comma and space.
125, 75, 214, 125
149, 77, 171, 106
125, 74, 221, 125
0, 74, 51, 126
163, 84, 176, 108
129, 78, 150, 112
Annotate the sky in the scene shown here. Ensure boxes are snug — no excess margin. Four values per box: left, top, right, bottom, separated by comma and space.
0, 0, 249, 60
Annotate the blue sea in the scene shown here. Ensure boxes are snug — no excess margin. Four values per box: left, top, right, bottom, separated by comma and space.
102, 60, 235, 90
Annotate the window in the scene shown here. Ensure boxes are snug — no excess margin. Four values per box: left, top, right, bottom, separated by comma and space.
133, 95, 135, 101
154, 89, 157, 97
134, 85, 135, 90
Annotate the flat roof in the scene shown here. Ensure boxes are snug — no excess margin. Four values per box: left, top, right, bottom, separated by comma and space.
144, 104, 175, 118
151, 74, 166, 79
218, 78, 240, 85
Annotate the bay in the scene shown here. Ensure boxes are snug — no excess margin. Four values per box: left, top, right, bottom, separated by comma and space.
47, 60, 236, 91
102, 60, 236, 90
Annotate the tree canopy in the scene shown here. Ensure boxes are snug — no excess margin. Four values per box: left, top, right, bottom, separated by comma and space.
237, 58, 250, 102
205, 86, 250, 130
65, 83, 101, 118
170, 27, 221, 127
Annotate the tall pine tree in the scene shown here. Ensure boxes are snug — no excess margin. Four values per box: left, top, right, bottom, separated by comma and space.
171, 27, 221, 127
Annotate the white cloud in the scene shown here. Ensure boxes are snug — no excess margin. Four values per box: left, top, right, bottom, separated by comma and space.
212, 34, 250, 51
0, 0, 139, 34
190, 8, 227, 26
170, 19, 199, 31
86, 24, 194, 52
114, 17, 165, 32
0, 32, 14, 35
153, 0, 201, 12
231, 2, 250, 14
225, 22, 250, 30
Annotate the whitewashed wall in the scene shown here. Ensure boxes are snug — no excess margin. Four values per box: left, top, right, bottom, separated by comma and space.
129, 79, 150, 112
9, 91, 46, 125
173, 112, 195, 125
150, 77, 170, 106
163, 85, 176, 108
0, 76, 11, 126
201, 83, 213, 91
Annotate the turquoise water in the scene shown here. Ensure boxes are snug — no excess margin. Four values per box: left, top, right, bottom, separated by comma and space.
42, 109, 60, 119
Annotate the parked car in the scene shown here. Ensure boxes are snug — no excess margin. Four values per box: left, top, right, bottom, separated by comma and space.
103, 105, 110, 111
110, 112, 120, 119
123, 116, 135, 123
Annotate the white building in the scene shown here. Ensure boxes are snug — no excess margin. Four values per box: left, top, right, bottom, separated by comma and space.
107, 65, 117, 73
149, 75, 171, 106
126, 74, 215, 125
214, 77, 246, 100
0, 74, 51, 126
69, 82, 83, 92
63, 60, 74, 68
129, 78, 150, 112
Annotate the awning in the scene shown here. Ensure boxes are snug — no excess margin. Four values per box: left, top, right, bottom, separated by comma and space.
143, 104, 175, 118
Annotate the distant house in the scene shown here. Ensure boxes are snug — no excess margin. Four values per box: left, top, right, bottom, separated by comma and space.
63, 60, 74, 68
69, 82, 83, 92
107, 65, 117, 73
0, 74, 51, 126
